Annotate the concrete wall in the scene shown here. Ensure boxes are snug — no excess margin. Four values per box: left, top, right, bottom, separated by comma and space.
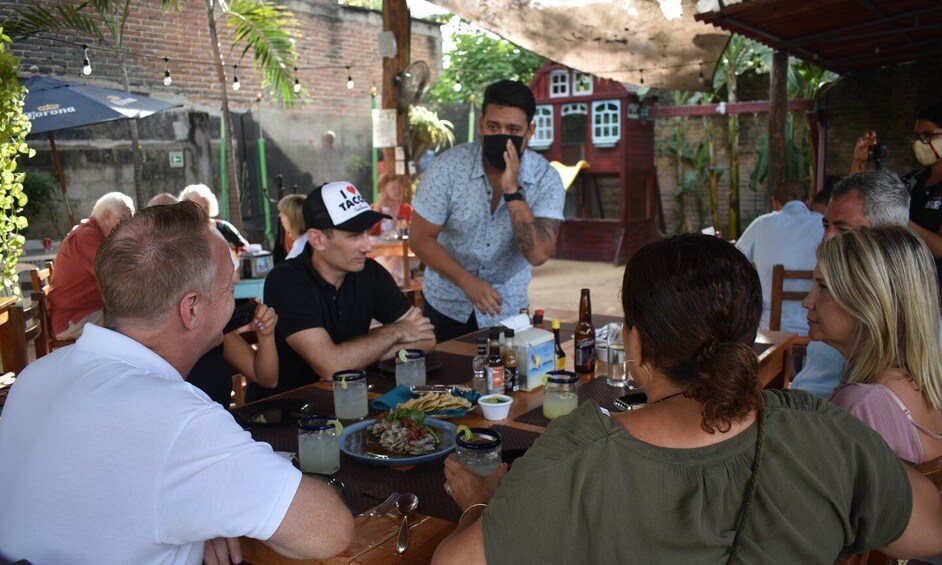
5, 0, 442, 241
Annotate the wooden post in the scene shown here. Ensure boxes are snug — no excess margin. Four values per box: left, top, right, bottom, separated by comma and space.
767, 49, 788, 194
382, 0, 412, 202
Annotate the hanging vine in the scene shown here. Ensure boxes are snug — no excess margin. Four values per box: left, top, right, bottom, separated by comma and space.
0, 28, 32, 297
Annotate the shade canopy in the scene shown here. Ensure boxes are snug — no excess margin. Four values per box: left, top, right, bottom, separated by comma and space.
427, 0, 730, 91
21, 76, 181, 135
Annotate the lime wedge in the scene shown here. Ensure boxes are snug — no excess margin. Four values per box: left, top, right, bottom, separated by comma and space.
397, 349, 409, 363
340, 375, 348, 390
456, 425, 473, 441
330, 419, 344, 436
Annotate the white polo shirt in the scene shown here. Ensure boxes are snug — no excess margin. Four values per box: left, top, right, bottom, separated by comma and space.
0, 325, 302, 565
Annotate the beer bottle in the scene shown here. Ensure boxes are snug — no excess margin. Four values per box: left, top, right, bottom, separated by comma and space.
552, 319, 566, 370
533, 309, 545, 329
486, 330, 505, 394
502, 329, 519, 393
574, 289, 596, 374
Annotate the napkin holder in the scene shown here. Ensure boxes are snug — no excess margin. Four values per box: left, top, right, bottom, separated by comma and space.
514, 327, 555, 391
240, 250, 273, 279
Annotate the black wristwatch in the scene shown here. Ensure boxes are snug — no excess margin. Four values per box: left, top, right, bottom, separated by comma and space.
503, 188, 525, 203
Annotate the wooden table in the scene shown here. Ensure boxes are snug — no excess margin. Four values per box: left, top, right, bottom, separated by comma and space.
367, 237, 415, 290
238, 313, 797, 564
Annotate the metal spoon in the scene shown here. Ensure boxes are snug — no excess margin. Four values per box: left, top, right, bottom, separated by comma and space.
395, 492, 419, 554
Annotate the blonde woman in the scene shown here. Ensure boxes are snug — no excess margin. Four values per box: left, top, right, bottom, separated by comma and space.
803, 225, 942, 464
278, 194, 307, 259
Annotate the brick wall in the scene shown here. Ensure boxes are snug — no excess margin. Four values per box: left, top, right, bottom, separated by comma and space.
822, 62, 942, 178
653, 61, 939, 237
4, 0, 442, 239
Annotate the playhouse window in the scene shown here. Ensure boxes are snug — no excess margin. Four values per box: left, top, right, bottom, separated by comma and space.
573, 72, 593, 96
530, 105, 554, 150
550, 70, 569, 98
592, 100, 621, 148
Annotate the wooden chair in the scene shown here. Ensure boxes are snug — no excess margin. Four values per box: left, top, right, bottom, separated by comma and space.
837, 455, 942, 565
30, 262, 76, 352
231, 374, 246, 407
0, 301, 47, 375
769, 264, 814, 379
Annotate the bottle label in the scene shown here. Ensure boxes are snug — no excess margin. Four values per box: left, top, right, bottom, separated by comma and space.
487, 366, 505, 393
504, 366, 518, 392
575, 338, 596, 366
555, 356, 566, 370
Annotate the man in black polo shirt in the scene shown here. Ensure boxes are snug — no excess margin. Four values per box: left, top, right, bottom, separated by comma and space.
248, 182, 436, 401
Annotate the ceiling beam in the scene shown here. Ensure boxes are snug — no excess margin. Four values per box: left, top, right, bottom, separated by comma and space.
854, 0, 917, 47
780, 5, 942, 48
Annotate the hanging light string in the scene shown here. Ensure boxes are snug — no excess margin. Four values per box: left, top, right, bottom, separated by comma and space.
50, 35, 779, 92
38, 36, 367, 92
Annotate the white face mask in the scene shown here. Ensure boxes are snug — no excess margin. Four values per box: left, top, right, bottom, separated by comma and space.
913, 138, 942, 166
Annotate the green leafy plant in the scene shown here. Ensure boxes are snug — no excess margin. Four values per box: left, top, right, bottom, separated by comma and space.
428, 18, 544, 106
409, 105, 454, 161
0, 29, 33, 296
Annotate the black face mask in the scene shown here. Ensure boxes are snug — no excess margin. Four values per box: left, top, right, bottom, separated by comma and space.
482, 134, 524, 170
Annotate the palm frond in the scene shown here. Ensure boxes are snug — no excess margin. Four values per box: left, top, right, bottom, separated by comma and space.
221, 0, 300, 105
3, 4, 104, 42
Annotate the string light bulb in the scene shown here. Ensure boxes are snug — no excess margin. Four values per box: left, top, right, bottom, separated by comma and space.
81, 44, 92, 76
163, 57, 172, 86
639, 68, 644, 85
293, 67, 301, 93
453, 73, 462, 93
346, 66, 354, 90
698, 63, 705, 86
232, 64, 241, 92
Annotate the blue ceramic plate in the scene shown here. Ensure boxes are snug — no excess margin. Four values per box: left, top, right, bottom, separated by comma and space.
340, 418, 457, 466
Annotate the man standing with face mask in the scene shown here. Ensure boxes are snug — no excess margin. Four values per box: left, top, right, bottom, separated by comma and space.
852, 100, 942, 281
410, 80, 565, 342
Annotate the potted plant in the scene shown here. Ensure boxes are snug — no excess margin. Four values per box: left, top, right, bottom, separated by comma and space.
409, 105, 455, 170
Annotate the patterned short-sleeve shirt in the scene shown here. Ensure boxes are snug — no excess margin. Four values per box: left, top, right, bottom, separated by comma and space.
412, 141, 565, 327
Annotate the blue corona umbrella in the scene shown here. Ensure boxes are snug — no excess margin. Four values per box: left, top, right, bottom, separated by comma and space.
21, 75, 181, 225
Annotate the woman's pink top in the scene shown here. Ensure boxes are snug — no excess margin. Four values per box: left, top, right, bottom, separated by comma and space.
830, 382, 942, 464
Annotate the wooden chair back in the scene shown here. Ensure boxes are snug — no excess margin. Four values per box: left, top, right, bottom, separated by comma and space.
769, 264, 814, 378
768, 264, 814, 332
29, 261, 75, 351
0, 301, 47, 375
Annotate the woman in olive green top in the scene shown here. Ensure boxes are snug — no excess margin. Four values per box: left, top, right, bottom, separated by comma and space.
433, 234, 942, 564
